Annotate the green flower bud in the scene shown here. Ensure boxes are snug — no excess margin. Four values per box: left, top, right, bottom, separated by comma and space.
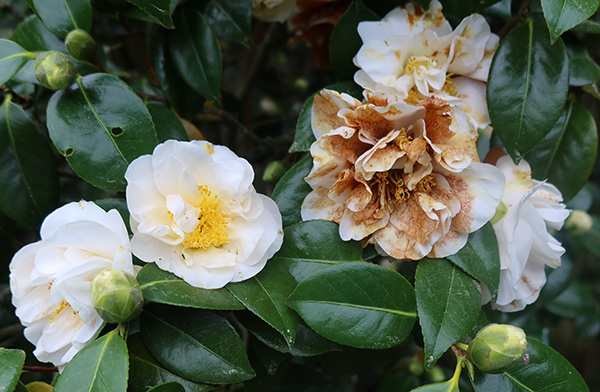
34, 51, 76, 90
90, 269, 143, 324
565, 210, 592, 236
65, 29, 97, 61
467, 324, 527, 374
26, 382, 53, 392
262, 161, 288, 183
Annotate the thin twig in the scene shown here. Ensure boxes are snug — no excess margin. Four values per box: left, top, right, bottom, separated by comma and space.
499, 0, 532, 38
22, 366, 59, 373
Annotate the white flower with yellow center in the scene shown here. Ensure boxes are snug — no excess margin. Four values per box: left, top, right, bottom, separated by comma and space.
483, 155, 570, 312
125, 140, 284, 289
9, 201, 134, 370
252, 0, 296, 22
353, 0, 498, 133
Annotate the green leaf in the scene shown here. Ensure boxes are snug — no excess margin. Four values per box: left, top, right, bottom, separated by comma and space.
574, 19, 600, 33
544, 280, 595, 318
567, 46, 600, 87
0, 348, 25, 392
526, 99, 598, 201
411, 379, 459, 392
329, 0, 379, 81
447, 223, 500, 301
128, 334, 211, 392
487, 20, 569, 162
440, 0, 502, 18
0, 39, 35, 86
47, 73, 158, 191
141, 305, 255, 384
14, 381, 29, 392
137, 263, 244, 310
10, 15, 65, 53
415, 259, 481, 369
227, 261, 300, 347
147, 102, 189, 142
287, 262, 417, 349
198, 0, 252, 46
473, 338, 590, 392
32, 0, 92, 39
147, 382, 186, 392
0, 98, 60, 227
55, 330, 128, 392
271, 155, 313, 228
271, 220, 364, 282
249, 336, 288, 376
127, 0, 174, 28
541, 0, 600, 43
169, 6, 222, 107
290, 81, 363, 153
239, 312, 341, 357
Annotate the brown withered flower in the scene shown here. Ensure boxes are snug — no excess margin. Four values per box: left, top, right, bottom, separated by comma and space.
301, 89, 505, 260
289, 0, 347, 68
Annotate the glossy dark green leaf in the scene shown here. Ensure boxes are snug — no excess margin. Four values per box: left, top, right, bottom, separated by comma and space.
127, 0, 173, 28
54, 330, 128, 392
290, 81, 363, 153
287, 262, 417, 349
487, 20, 569, 162
227, 261, 300, 347
147, 382, 186, 392
271, 155, 313, 228
544, 280, 595, 318
416, 259, 481, 369
473, 338, 590, 391
574, 19, 600, 33
249, 336, 289, 376
10, 16, 65, 53
0, 348, 25, 392
137, 263, 244, 310
411, 379, 459, 392
0, 39, 35, 86
47, 73, 158, 191
14, 381, 28, 392
32, 0, 92, 39
147, 102, 189, 142
169, 7, 222, 107
0, 98, 59, 227
271, 220, 364, 282
447, 223, 500, 301
526, 99, 598, 201
198, 0, 252, 46
567, 46, 600, 86
239, 312, 341, 357
541, 0, 600, 43
141, 306, 255, 384
329, 0, 379, 81
128, 334, 211, 392
154, 32, 204, 119
440, 0, 502, 18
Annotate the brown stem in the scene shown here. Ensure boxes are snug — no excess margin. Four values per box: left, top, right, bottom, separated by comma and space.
499, 0, 532, 38
92, 57, 108, 73
22, 366, 59, 372
119, 15, 159, 87
451, 345, 465, 357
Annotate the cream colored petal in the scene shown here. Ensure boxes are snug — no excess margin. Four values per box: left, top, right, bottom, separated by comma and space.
311, 89, 361, 139
372, 223, 432, 260
428, 230, 468, 258
40, 201, 109, 240
447, 14, 491, 75
339, 206, 389, 241
305, 141, 349, 189
301, 187, 345, 223
468, 33, 499, 81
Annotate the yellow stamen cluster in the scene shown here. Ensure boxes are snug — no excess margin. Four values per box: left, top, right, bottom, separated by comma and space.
416, 174, 436, 193
50, 301, 69, 321
442, 73, 457, 96
393, 128, 413, 149
406, 88, 422, 105
374, 171, 411, 211
182, 185, 231, 249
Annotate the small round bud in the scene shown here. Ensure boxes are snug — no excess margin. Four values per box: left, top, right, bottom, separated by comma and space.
90, 269, 143, 324
565, 210, 593, 236
65, 29, 97, 61
467, 324, 527, 374
34, 51, 76, 90
26, 382, 54, 392
262, 161, 287, 183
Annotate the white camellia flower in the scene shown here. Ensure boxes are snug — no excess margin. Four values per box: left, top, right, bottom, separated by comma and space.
252, 0, 296, 22
9, 201, 134, 370
353, 0, 498, 133
125, 140, 284, 289
483, 155, 570, 312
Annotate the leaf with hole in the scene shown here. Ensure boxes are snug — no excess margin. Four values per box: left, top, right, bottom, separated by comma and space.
141, 305, 255, 384
0, 98, 59, 227
46, 73, 158, 191
0, 39, 35, 86
541, 0, 600, 43
0, 348, 25, 392
54, 330, 128, 392
487, 20, 568, 162
526, 99, 598, 201
287, 262, 417, 349
416, 259, 481, 369
137, 263, 244, 310
32, 0, 92, 39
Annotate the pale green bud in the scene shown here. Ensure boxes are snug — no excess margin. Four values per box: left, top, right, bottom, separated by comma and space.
26, 382, 53, 392
65, 29, 96, 61
34, 51, 76, 90
565, 210, 592, 236
467, 324, 527, 374
90, 269, 143, 324
262, 161, 287, 183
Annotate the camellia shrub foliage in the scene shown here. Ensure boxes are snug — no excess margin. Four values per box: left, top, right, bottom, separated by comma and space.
2, 0, 600, 390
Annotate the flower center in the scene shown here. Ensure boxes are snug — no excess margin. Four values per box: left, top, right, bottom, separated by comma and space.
442, 73, 457, 96
182, 185, 231, 249
404, 56, 436, 75
372, 171, 436, 211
